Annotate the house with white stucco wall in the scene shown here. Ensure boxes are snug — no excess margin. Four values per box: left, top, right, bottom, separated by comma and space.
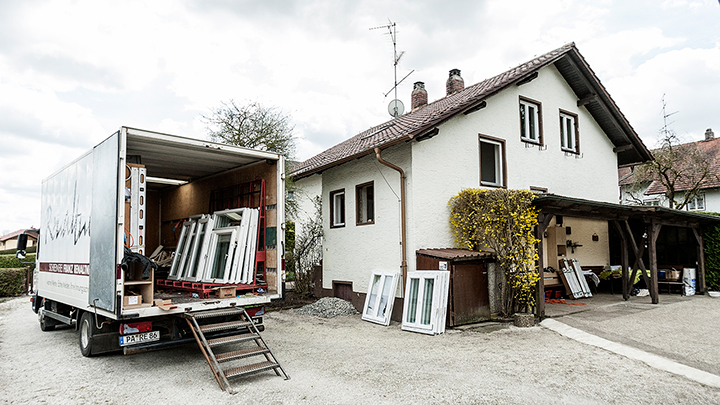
291, 43, 652, 321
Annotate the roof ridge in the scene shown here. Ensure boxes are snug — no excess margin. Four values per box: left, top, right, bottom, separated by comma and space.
291, 43, 591, 178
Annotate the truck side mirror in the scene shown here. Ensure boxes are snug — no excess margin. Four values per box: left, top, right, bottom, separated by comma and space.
16, 233, 28, 260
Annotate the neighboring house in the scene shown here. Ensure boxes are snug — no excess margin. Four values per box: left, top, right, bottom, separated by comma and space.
0, 228, 39, 251
619, 128, 720, 213
291, 43, 651, 318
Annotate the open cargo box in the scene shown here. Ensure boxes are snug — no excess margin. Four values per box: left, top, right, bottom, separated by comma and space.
120, 127, 285, 316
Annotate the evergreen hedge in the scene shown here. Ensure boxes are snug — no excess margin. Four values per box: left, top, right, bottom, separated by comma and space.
0, 268, 28, 297
0, 254, 35, 296
705, 223, 720, 291
0, 253, 36, 268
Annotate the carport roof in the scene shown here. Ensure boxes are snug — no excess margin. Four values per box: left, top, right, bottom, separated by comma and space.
533, 194, 720, 227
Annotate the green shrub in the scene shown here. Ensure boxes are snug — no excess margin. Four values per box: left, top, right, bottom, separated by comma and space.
0, 245, 36, 255
705, 223, 720, 291
0, 254, 36, 268
0, 268, 28, 297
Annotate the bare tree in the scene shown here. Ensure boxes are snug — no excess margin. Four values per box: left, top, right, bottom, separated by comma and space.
625, 99, 717, 210
203, 100, 296, 158
291, 196, 323, 297
632, 131, 716, 210
204, 99, 300, 217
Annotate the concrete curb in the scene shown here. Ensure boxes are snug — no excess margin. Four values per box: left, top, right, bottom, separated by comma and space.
541, 318, 720, 389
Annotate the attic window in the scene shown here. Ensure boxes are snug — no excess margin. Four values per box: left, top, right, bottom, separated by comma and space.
519, 97, 543, 145
560, 110, 579, 154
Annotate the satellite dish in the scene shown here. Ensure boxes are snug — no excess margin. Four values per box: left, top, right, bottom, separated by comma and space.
388, 99, 405, 117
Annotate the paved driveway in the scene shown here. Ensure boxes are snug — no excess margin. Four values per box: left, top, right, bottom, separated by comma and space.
545, 292, 720, 376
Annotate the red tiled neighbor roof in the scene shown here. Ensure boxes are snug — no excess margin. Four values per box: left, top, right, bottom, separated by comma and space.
0, 228, 39, 243
292, 43, 651, 179
642, 137, 720, 195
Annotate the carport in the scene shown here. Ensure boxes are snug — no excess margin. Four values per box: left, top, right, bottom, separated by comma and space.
533, 194, 720, 318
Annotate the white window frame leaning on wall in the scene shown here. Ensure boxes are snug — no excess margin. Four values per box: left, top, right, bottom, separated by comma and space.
401, 271, 450, 335
361, 271, 400, 326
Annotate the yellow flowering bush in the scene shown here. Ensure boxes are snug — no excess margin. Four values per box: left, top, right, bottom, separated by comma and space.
448, 189, 539, 316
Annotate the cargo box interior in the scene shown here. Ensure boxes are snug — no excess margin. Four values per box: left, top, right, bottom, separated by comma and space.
124, 131, 281, 301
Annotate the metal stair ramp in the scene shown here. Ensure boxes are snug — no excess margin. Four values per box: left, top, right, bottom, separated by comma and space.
184, 307, 289, 394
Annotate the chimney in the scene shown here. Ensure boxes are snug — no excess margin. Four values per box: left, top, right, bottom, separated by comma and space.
411, 81, 428, 110
705, 128, 715, 141
446, 68, 464, 96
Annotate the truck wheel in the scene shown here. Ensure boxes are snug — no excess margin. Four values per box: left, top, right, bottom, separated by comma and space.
79, 312, 95, 357
39, 312, 55, 332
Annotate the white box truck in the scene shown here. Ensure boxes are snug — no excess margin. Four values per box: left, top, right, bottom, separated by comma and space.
28, 127, 287, 365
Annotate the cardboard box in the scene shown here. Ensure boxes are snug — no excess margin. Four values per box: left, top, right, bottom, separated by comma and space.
215, 286, 236, 299
123, 292, 142, 307
666, 270, 681, 281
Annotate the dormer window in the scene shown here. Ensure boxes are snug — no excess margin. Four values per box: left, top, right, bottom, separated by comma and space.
519, 97, 543, 145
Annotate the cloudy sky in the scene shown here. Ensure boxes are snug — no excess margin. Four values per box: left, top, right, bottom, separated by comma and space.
1, 0, 719, 234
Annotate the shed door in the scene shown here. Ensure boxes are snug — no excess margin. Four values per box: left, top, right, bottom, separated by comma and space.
451, 262, 490, 325
89, 132, 121, 311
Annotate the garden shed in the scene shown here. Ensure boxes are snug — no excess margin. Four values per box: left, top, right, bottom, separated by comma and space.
533, 194, 720, 318
416, 249, 494, 326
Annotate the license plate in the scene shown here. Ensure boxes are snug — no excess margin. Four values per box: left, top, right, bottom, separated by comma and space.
119, 330, 160, 346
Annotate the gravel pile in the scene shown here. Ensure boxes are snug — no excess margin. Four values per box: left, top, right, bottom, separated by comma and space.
296, 297, 359, 318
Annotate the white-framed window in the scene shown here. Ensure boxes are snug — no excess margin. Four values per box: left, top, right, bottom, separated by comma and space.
361, 271, 400, 326
479, 136, 505, 187
560, 110, 579, 153
401, 271, 450, 335
168, 219, 197, 280
356, 182, 374, 225
687, 193, 705, 211
202, 228, 238, 283
643, 199, 660, 207
519, 97, 542, 144
330, 189, 345, 228
180, 215, 210, 280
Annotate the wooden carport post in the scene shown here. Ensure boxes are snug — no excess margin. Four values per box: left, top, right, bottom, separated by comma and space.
648, 219, 661, 304
612, 220, 631, 301
692, 227, 706, 294
535, 213, 554, 319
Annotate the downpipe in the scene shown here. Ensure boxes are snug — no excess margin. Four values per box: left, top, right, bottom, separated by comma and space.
374, 147, 408, 290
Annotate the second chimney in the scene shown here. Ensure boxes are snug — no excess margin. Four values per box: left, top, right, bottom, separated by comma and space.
411, 81, 428, 110
706, 128, 715, 141
446, 69, 464, 96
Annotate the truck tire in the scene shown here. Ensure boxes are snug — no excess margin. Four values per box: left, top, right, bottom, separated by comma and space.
39, 311, 55, 332
79, 312, 95, 357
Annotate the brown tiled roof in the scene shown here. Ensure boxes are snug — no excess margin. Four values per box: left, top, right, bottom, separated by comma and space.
292, 43, 651, 179
0, 228, 39, 243
639, 137, 720, 195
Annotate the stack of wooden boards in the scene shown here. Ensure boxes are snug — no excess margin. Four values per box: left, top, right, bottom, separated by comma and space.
558, 258, 592, 299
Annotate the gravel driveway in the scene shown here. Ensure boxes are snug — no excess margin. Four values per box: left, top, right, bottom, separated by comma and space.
2, 295, 720, 404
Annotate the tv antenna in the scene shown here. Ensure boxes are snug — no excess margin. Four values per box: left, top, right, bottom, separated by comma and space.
370, 20, 414, 117
660, 94, 679, 138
